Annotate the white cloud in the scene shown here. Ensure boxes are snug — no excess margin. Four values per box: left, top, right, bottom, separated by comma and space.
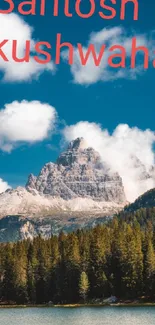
0, 178, 10, 193
62, 27, 151, 85
0, 100, 57, 151
63, 122, 155, 202
0, 13, 54, 82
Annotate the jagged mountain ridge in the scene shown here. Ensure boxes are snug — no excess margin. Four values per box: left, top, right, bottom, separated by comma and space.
0, 138, 155, 241
0, 137, 128, 242
0, 138, 127, 218
26, 137, 126, 204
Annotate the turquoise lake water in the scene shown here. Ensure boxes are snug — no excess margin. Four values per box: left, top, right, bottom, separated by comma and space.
0, 306, 155, 325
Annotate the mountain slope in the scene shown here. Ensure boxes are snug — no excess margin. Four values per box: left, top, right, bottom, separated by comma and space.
125, 188, 155, 212
0, 186, 125, 217
1, 137, 155, 242
0, 137, 127, 217
0, 137, 128, 241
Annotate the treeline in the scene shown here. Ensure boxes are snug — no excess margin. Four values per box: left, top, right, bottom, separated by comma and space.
1, 216, 155, 304
119, 207, 155, 226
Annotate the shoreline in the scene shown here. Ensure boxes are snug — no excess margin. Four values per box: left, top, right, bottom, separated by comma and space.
0, 302, 155, 308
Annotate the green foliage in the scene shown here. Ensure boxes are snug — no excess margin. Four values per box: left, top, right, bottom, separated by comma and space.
1, 210, 155, 304
79, 272, 89, 301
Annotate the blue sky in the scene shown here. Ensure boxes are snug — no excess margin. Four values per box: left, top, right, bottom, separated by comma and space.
0, 0, 155, 189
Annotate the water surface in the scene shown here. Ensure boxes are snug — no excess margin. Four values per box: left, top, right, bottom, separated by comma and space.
0, 306, 155, 325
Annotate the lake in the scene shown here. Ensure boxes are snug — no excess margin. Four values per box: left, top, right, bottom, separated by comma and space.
0, 306, 155, 325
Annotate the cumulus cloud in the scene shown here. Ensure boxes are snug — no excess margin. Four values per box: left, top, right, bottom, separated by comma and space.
62, 26, 151, 85
63, 122, 155, 202
0, 13, 54, 82
0, 100, 57, 151
0, 178, 11, 194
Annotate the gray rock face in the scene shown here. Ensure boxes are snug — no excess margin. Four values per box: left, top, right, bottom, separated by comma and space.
26, 138, 126, 204
0, 138, 128, 242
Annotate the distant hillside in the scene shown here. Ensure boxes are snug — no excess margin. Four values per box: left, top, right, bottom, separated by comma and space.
117, 188, 155, 227
125, 188, 155, 212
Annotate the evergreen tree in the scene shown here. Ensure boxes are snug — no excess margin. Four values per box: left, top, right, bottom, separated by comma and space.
0, 211, 155, 304
145, 237, 155, 297
2, 245, 16, 303
79, 271, 89, 302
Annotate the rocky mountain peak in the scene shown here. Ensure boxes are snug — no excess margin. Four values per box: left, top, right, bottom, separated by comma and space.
0, 138, 128, 241
26, 138, 126, 204
27, 174, 37, 187
57, 138, 100, 167
68, 137, 88, 151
